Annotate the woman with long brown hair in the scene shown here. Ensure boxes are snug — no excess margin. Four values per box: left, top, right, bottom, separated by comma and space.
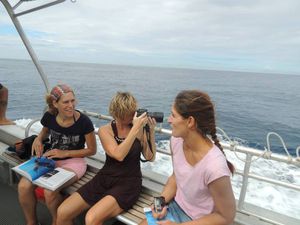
141, 90, 235, 225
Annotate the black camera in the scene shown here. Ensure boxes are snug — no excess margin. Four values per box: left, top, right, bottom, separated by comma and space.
136, 108, 164, 123
153, 196, 166, 213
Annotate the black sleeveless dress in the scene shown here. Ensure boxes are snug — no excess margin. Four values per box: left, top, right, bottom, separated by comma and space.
77, 120, 143, 210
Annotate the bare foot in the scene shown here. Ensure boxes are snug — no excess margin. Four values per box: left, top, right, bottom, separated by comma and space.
0, 119, 15, 125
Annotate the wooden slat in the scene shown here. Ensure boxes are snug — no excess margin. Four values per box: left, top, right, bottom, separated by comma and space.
71, 182, 83, 189
137, 196, 152, 205
132, 205, 144, 214
139, 193, 153, 201
79, 176, 92, 183
84, 172, 95, 179
135, 201, 151, 209
1, 152, 24, 166
127, 208, 145, 219
119, 212, 143, 224
75, 179, 87, 186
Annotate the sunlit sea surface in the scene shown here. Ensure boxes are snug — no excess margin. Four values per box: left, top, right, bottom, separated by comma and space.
1, 58, 300, 220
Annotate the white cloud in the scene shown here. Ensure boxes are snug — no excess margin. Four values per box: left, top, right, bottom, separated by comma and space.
0, 0, 300, 74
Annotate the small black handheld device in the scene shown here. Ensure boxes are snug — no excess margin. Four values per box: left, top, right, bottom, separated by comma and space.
153, 196, 166, 213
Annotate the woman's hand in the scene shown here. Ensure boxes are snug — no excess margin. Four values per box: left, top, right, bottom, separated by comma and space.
43, 149, 68, 159
132, 112, 148, 131
147, 116, 157, 133
32, 127, 49, 158
154, 205, 177, 225
31, 137, 44, 157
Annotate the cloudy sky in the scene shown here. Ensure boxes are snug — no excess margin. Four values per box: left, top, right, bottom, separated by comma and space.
1, 0, 300, 74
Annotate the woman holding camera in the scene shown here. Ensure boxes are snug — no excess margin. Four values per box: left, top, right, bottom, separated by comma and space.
140, 90, 235, 225
57, 91, 156, 225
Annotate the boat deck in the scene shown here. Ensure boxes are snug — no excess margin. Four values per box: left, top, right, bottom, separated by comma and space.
0, 181, 123, 225
0, 182, 51, 225
0, 181, 52, 225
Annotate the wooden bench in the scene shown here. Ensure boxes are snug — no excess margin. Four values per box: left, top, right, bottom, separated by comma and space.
0, 149, 163, 225
0, 122, 163, 225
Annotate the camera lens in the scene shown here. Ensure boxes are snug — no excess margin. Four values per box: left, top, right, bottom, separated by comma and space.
148, 112, 164, 123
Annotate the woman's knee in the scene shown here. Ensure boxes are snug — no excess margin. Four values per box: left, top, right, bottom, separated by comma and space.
85, 210, 103, 225
57, 193, 87, 223
44, 189, 59, 204
57, 202, 74, 222
18, 177, 34, 196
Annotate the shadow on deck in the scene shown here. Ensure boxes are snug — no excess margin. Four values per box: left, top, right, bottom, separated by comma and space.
0, 181, 51, 225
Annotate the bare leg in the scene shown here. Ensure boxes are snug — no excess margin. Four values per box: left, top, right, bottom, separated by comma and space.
44, 189, 64, 225
18, 177, 38, 225
57, 192, 90, 225
45, 175, 78, 225
85, 195, 123, 225
0, 85, 14, 125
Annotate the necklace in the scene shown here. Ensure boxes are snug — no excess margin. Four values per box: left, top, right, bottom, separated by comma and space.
56, 114, 74, 127
114, 135, 125, 143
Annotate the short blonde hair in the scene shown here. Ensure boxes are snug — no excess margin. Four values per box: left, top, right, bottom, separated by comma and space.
109, 92, 137, 120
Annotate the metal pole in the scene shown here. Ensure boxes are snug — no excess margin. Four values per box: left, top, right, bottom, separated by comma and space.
237, 153, 252, 209
0, 0, 66, 93
15, 0, 66, 17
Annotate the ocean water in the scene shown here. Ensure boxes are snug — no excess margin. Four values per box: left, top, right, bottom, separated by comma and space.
1, 58, 299, 154
1, 58, 300, 220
